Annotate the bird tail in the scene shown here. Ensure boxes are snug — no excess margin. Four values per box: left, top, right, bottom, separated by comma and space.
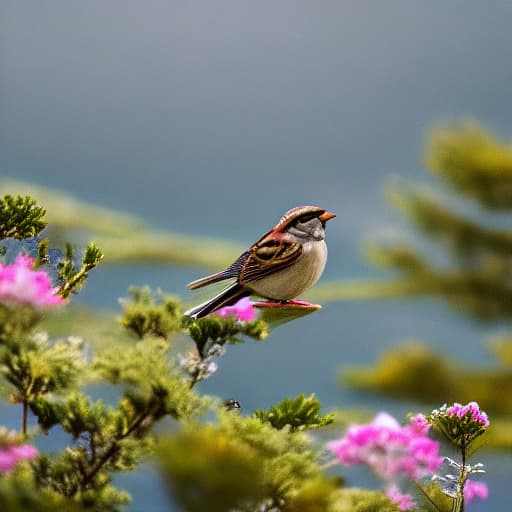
184, 282, 249, 319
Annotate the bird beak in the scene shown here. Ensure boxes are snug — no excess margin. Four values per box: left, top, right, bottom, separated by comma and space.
319, 211, 336, 222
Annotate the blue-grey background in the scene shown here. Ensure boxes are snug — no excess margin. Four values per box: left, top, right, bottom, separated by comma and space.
2, 2, 511, 510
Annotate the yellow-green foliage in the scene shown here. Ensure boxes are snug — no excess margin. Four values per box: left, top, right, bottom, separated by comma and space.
255, 301, 322, 327
413, 482, 453, 512
485, 418, 512, 450
158, 410, 399, 512
0, 194, 46, 239
2, 334, 85, 404
342, 340, 512, 449
330, 488, 400, 512
158, 411, 323, 511
305, 120, 512, 325
93, 339, 212, 419
287, 484, 399, 512
385, 184, 512, 258
425, 120, 512, 209
0, 468, 85, 512
254, 393, 334, 431
119, 286, 183, 340
488, 335, 512, 365
0, 179, 242, 269
343, 341, 455, 402
0, 303, 42, 343
29, 337, 211, 510
158, 423, 267, 512
40, 304, 120, 349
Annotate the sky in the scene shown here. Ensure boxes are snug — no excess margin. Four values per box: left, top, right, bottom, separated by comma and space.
2, 1, 512, 247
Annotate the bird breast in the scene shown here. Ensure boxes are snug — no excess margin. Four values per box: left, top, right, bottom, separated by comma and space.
247, 240, 328, 300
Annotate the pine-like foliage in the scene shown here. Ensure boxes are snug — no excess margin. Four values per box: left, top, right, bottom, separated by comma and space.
0, 195, 47, 239
0, 193, 402, 511
365, 120, 512, 320
54, 242, 104, 298
254, 393, 334, 431
343, 341, 512, 418
157, 411, 394, 512
119, 285, 183, 339
341, 120, 512, 447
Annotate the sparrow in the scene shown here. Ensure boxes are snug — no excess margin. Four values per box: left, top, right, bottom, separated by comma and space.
184, 205, 336, 319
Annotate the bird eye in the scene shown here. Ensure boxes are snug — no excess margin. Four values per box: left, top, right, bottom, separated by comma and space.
295, 214, 317, 226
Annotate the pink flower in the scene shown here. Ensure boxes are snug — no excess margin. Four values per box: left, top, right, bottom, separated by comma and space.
0, 443, 38, 474
327, 412, 442, 482
387, 484, 416, 511
464, 480, 488, 504
430, 402, 490, 447
216, 297, 256, 322
0, 254, 63, 308
445, 402, 490, 428
406, 413, 431, 436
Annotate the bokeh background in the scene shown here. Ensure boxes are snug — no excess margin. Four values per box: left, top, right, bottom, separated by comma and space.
2, 2, 512, 510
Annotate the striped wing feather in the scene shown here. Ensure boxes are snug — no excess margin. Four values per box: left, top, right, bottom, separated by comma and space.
187, 251, 250, 289
240, 239, 302, 283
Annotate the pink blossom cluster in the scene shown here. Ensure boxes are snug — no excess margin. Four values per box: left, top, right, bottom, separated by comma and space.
445, 402, 490, 428
386, 484, 416, 511
327, 412, 443, 482
216, 297, 256, 322
0, 443, 38, 474
0, 254, 63, 308
464, 479, 489, 504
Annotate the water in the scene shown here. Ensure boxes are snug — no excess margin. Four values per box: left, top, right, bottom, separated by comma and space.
2, 2, 512, 509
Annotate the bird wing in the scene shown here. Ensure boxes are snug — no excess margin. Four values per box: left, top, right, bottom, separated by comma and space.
239, 235, 303, 283
186, 251, 251, 290
187, 231, 303, 290
184, 282, 249, 319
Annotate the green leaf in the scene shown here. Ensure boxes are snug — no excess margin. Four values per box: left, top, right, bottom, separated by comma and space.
254, 393, 334, 431
255, 301, 322, 327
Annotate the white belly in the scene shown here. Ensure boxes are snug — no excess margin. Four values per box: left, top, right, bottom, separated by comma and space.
247, 240, 328, 300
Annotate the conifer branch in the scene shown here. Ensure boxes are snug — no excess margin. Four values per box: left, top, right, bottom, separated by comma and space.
57, 242, 104, 298
0, 195, 47, 239
67, 402, 158, 497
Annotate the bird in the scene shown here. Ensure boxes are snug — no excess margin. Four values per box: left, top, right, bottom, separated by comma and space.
184, 205, 336, 319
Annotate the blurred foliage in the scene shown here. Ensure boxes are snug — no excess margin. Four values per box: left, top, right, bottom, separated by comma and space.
485, 418, 512, 450
0, 195, 213, 510
157, 410, 397, 512
158, 420, 267, 512
119, 286, 183, 340
328, 120, 512, 455
0, 216, 330, 512
0, 179, 242, 270
13, 297, 212, 510
40, 304, 120, 348
3, 334, 85, 404
342, 340, 512, 449
414, 482, 453, 512
425, 120, 512, 209
329, 488, 400, 512
5, 122, 511, 510
310, 120, 512, 319
0, 467, 85, 512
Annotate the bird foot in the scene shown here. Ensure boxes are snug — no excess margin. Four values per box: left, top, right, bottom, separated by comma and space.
254, 299, 315, 307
